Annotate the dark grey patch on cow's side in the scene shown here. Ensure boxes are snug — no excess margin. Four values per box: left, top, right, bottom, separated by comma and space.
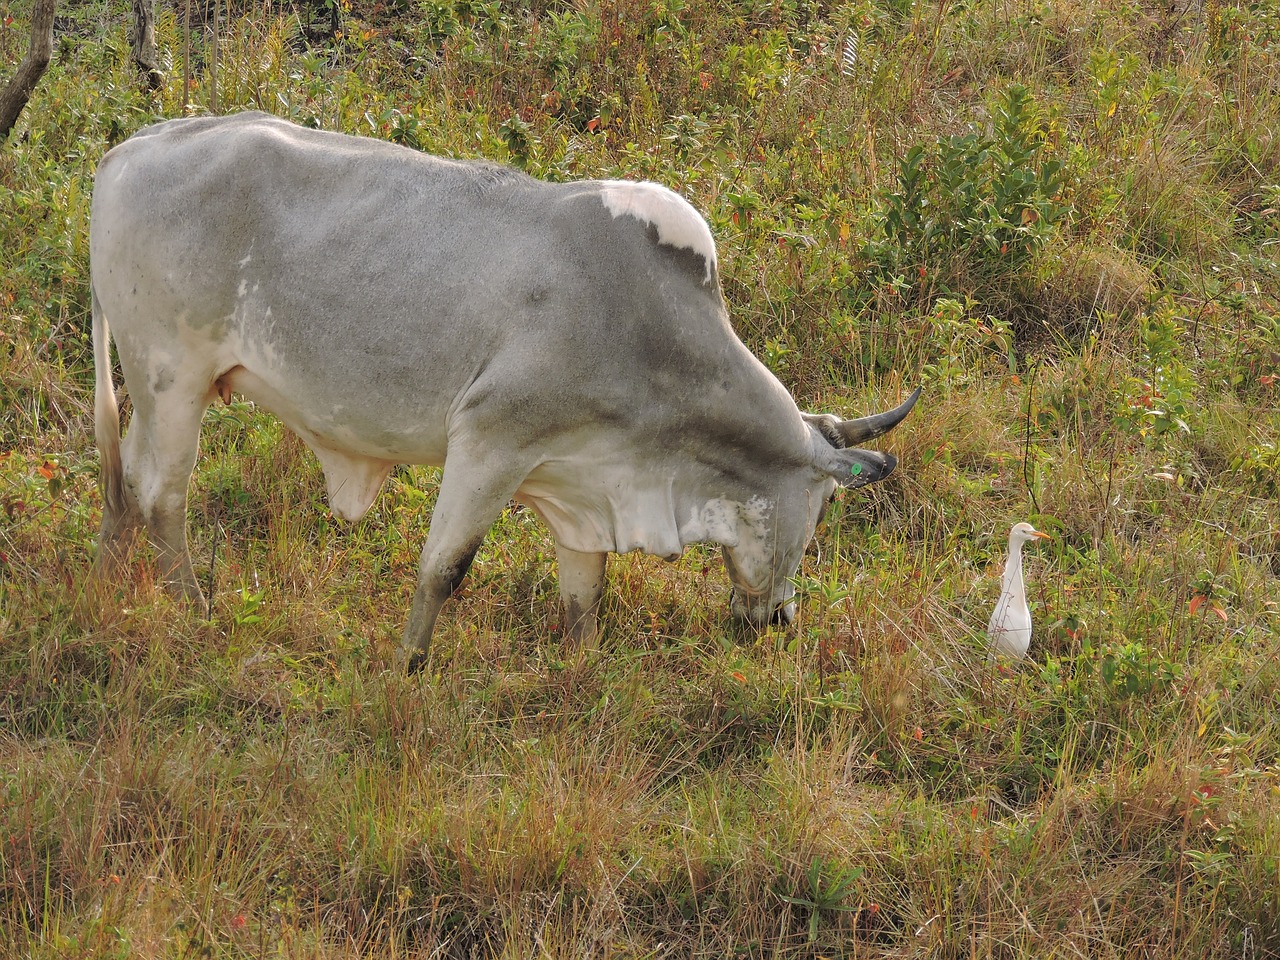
639, 221, 717, 287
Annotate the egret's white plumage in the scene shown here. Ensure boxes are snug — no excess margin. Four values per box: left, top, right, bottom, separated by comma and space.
987, 522, 1050, 659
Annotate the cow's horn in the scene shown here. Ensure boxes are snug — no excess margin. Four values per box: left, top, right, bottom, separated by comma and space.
836, 386, 922, 445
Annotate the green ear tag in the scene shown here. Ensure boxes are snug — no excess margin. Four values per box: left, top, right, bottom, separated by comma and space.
850, 462, 863, 476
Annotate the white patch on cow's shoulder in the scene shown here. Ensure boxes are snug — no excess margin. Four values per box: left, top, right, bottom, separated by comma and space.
728, 495, 776, 578
680, 498, 740, 547
680, 495, 774, 550
740, 495, 773, 524
599, 180, 717, 284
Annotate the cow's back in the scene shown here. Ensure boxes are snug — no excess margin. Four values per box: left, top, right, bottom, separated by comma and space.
91, 113, 797, 469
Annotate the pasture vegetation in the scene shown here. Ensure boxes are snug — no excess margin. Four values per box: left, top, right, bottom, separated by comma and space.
2, 0, 1279, 955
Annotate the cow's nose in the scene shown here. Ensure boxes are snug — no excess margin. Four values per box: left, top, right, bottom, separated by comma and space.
730, 590, 795, 627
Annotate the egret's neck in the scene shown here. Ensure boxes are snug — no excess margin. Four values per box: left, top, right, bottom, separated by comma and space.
1003, 541, 1026, 596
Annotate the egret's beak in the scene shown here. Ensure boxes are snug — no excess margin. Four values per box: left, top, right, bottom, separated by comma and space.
1031, 531, 1052, 541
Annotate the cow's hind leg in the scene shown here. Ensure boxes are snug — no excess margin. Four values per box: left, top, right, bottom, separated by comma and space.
120, 383, 209, 603
402, 451, 523, 673
556, 545, 606, 648
96, 481, 146, 579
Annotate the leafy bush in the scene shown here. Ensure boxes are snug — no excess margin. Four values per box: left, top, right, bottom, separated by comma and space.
865, 84, 1067, 312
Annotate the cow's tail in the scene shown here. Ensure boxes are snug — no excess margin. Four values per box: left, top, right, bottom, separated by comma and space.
93, 285, 128, 521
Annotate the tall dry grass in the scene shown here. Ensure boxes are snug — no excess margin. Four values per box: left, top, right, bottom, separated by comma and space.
3, 0, 1280, 956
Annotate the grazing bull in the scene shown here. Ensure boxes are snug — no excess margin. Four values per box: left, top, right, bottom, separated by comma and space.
91, 112, 918, 669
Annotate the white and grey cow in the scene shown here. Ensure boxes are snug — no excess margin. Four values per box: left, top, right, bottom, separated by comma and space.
91, 112, 918, 669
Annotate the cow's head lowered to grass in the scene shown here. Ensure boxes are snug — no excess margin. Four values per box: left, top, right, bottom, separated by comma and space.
720, 389, 921, 628
90, 112, 919, 671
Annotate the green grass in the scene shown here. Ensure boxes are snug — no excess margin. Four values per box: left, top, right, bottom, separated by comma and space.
3, 0, 1280, 955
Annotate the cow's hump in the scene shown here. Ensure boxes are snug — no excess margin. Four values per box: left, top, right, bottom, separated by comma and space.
599, 180, 717, 284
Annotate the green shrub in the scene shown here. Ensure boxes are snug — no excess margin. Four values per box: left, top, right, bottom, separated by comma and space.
865, 83, 1067, 310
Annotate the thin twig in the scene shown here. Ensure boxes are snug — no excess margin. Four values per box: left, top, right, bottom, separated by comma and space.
206, 522, 221, 620
1022, 362, 1040, 515
210, 0, 219, 114
183, 0, 190, 113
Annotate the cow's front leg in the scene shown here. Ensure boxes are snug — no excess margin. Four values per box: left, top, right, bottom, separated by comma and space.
556, 544, 606, 647
401, 456, 521, 674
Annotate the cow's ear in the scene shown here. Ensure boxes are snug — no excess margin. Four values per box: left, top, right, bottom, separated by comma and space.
830, 448, 897, 489
809, 427, 898, 489
802, 412, 847, 449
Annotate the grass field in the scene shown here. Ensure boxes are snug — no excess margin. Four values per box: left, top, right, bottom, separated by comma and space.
3, 0, 1280, 956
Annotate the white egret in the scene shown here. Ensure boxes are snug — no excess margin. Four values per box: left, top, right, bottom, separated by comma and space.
987, 522, 1051, 659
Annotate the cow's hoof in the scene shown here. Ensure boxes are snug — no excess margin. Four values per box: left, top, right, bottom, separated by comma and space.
402, 649, 430, 676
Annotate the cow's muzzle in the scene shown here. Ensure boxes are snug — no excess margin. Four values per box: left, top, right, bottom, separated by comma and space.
730, 589, 796, 627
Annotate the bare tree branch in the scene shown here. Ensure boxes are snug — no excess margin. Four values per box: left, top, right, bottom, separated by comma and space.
131, 0, 164, 91
0, 0, 57, 141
